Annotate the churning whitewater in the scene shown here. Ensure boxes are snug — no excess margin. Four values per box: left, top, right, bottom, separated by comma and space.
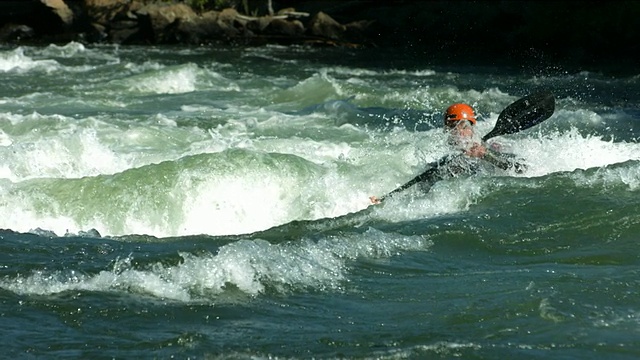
1, 43, 638, 238
1, 42, 640, 359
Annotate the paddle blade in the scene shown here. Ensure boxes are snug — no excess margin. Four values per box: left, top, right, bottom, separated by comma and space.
482, 90, 555, 141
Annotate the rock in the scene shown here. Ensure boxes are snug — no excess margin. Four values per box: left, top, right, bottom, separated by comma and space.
110, 18, 139, 40
246, 15, 273, 33
344, 19, 375, 45
168, 8, 245, 44
42, 0, 74, 25
0, 24, 35, 42
87, 22, 108, 42
78, 0, 140, 43
308, 11, 345, 40
190, 11, 224, 36
0, 1, 367, 48
217, 8, 245, 38
264, 18, 304, 37
135, 2, 197, 41
167, 7, 246, 43
83, 0, 129, 25
171, 11, 221, 44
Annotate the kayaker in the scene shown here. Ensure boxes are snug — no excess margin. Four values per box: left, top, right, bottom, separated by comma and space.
370, 103, 525, 204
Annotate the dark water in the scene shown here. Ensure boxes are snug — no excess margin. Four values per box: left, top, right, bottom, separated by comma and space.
1, 43, 639, 358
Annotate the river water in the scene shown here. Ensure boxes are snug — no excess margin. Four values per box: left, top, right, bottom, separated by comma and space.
1, 42, 639, 358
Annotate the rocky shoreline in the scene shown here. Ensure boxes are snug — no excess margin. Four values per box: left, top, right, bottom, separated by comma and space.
0, 0, 374, 48
1, 1, 639, 73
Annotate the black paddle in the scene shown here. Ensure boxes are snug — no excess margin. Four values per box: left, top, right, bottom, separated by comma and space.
482, 90, 555, 141
374, 90, 555, 203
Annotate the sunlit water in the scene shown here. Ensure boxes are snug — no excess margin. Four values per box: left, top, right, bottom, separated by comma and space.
1, 42, 639, 358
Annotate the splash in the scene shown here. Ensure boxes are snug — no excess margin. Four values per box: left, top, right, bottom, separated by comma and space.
0, 228, 431, 301
0, 47, 59, 73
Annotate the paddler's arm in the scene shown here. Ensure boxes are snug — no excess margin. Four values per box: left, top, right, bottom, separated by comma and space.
370, 158, 446, 204
482, 147, 527, 173
464, 143, 526, 174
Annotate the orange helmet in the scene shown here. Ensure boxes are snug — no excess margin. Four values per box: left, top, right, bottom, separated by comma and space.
444, 103, 477, 126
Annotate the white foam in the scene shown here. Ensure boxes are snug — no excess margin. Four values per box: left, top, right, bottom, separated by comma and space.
0, 113, 131, 181
2, 43, 638, 239
0, 228, 431, 301
39, 41, 88, 58
0, 47, 60, 73
130, 64, 199, 94
180, 172, 295, 236
511, 128, 640, 177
